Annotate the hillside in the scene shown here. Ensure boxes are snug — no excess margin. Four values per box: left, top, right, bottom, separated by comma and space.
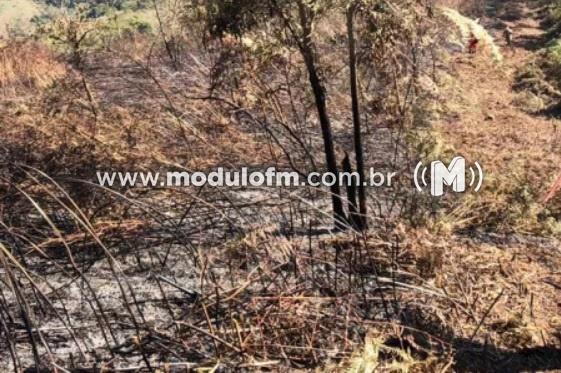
0, 0, 560, 372
0, 0, 157, 39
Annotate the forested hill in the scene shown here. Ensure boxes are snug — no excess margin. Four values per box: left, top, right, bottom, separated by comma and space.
0, 0, 154, 37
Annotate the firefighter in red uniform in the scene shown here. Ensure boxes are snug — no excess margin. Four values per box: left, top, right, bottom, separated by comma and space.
468, 32, 479, 54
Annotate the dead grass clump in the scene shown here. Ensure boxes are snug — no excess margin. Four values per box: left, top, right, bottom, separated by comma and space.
511, 90, 546, 112
184, 228, 443, 369
331, 227, 561, 371
434, 238, 561, 350
345, 336, 440, 373
379, 230, 561, 371
0, 40, 66, 94
513, 59, 561, 108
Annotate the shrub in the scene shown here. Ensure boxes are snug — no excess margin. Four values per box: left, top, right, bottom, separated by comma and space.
127, 17, 152, 34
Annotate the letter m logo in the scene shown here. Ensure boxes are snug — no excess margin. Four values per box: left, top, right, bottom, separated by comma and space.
430, 157, 466, 197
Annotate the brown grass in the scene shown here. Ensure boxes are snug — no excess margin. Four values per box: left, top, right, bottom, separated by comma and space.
0, 41, 66, 95
431, 33, 561, 233
0, 2, 560, 372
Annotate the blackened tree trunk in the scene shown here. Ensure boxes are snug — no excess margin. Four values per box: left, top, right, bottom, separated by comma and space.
342, 152, 359, 228
347, 4, 368, 230
297, 1, 347, 228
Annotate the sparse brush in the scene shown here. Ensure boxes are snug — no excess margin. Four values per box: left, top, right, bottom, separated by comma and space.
346, 337, 435, 373
0, 40, 66, 94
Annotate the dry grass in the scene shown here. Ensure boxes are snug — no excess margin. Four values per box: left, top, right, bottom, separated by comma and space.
431, 35, 561, 233
0, 41, 66, 95
0, 1, 560, 372
433, 238, 560, 350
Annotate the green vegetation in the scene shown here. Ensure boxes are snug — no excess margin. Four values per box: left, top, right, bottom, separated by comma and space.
0, 0, 156, 39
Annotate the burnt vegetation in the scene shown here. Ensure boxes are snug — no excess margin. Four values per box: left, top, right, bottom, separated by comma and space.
0, 0, 560, 372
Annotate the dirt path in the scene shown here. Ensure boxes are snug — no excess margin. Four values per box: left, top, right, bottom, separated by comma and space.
451, 0, 561, 273
429, 2, 561, 366
438, 0, 561, 213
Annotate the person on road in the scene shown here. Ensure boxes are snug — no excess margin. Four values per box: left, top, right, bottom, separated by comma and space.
504, 26, 514, 52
